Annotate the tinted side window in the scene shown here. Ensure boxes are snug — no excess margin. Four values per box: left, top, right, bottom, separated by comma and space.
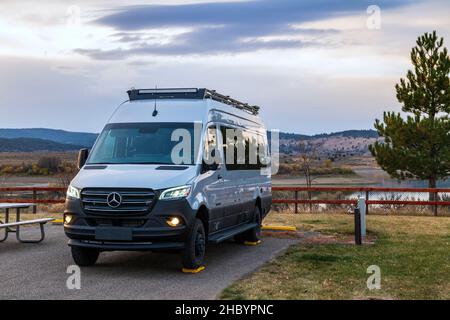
220, 126, 266, 170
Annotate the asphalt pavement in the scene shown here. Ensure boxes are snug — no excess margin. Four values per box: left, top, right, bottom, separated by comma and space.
0, 225, 300, 299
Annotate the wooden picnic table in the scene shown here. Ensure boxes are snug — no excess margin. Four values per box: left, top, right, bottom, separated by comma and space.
0, 203, 54, 243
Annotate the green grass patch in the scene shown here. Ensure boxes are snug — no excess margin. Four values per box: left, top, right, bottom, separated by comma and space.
221, 214, 450, 300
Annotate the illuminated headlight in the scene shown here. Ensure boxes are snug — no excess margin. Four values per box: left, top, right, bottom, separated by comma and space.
64, 214, 73, 225
160, 185, 191, 200
167, 217, 182, 227
66, 185, 81, 199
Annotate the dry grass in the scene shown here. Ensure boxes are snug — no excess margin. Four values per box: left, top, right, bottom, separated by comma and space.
221, 212, 450, 300
0, 152, 77, 166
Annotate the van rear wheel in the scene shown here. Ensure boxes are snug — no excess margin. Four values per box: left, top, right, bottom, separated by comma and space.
71, 246, 100, 266
235, 206, 262, 243
182, 218, 206, 269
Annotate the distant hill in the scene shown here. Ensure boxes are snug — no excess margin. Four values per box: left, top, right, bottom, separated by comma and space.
0, 128, 98, 147
0, 128, 379, 155
278, 132, 311, 141
312, 130, 379, 139
276, 129, 381, 157
273, 129, 379, 141
0, 137, 84, 152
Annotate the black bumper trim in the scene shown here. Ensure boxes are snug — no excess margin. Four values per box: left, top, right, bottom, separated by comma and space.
68, 239, 185, 251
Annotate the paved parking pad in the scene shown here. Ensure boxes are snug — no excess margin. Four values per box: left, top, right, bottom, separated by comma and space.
0, 226, 300, 299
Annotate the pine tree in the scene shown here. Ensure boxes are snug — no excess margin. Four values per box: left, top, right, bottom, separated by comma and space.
369, 31, 450, 215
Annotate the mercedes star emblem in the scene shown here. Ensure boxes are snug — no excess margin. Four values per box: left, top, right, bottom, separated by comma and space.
107, 192, 122, 208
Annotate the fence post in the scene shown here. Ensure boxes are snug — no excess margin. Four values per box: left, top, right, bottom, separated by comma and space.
32, 190, 37, 214
295, 190, 298, 213
365, 190, 369, 215
358, 197, 366, 238
354, 207, 362, 245
434, 190, 438, 216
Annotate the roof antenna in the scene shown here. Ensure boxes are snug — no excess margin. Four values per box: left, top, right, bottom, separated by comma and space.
152, 85, 159, 117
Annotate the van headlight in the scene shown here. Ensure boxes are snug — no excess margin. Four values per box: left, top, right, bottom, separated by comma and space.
160, 185, 191, 200
66, 185, 81, 199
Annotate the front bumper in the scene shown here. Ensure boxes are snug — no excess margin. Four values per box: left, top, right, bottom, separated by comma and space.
68, 239, 185, 251
64, 196, 195, 250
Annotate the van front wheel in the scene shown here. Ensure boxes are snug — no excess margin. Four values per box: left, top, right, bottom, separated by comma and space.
235, 206, 262, 243
182, 218, 206, 269
71, 246, 99, 266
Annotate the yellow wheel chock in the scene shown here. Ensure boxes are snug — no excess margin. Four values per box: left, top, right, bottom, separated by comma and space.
182, 266, 206, 274
261, 225, 296, 232
244, 240, 261, 246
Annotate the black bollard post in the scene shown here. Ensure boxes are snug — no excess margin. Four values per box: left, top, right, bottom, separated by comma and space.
354, 207, 362, 245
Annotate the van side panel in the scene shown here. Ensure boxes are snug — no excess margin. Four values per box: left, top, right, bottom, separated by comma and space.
208, 108, 271, 227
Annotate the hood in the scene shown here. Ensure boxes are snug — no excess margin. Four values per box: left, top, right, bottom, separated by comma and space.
71, 164, 198, 190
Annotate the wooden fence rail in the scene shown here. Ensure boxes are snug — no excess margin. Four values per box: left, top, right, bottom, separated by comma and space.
0, 187, 66, 213
272, 186, 450, 215
1, 186, 450, 215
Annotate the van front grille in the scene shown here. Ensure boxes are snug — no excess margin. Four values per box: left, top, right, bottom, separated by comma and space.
81, 188, 156, 216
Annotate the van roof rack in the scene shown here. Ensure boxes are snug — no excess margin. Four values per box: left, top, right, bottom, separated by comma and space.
127, 88, 260, 115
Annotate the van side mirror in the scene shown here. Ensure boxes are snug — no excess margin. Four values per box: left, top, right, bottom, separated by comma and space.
77, 148, 89, 169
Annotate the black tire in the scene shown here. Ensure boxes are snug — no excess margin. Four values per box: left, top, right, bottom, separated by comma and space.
71, 246, 100, 267
235, 206, 262, 243
182, 218, 206, 269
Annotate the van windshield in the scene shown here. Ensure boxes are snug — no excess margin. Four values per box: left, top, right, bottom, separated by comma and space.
88, 122, 199, 165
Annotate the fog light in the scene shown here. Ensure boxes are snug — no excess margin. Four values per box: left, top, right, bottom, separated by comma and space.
167, 217, 181, 227
64, 214, 72, 225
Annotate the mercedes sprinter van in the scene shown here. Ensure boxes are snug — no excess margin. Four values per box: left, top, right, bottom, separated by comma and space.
64, 88, 272, 269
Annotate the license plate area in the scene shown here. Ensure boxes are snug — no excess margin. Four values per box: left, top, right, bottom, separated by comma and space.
95, 228, 132, 241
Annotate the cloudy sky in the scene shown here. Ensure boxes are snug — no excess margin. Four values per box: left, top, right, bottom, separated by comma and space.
1, 0, 449, 134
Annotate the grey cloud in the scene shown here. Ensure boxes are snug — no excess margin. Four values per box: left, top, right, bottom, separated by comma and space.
75, 0, 415, 59
96, 0, 408, 30
74, 38, 313, 60
75, 25, 329, 59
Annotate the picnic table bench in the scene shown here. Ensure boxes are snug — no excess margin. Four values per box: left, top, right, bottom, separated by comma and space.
0, 203, 54, 243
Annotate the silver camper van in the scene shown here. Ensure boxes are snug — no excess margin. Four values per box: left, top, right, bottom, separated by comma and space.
64, 88, 272, 270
